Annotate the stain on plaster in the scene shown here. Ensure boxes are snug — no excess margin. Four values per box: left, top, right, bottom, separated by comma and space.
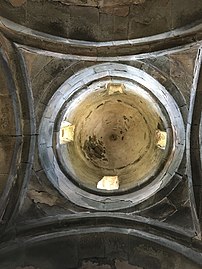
9, 0, 26, 7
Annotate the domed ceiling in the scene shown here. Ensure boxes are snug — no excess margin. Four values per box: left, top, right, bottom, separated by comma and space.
0, 1, 202, 268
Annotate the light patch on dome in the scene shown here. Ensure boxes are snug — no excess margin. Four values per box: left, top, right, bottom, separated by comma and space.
107, 83, 125, 95
97, 176, 119, 190
156, 130, 167, 149
60, 121, 75, 144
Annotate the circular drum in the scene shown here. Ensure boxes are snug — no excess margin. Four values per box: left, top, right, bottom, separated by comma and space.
38, 63, 185, 210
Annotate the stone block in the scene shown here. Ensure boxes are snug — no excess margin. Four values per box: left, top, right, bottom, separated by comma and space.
0, 0, 26, 25
26, 1, 70, 38
128, 0, 172, 39
99, 13, 114, 41
69, 6, 99, 41
113, 15, 129, 40
171, 0, 202, 29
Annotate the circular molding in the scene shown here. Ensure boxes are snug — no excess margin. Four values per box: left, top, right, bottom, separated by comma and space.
38, 63, 185, 211
1, 17, 202, 58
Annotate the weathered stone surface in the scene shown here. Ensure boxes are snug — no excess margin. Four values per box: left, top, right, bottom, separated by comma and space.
128, 0, 172, 39
113, 15, 129, 40
99, 12, 114, 41
25, 237, 79, 269
115, 260, 143, 269
0, 174, 8, 195
104, 233, 128, 260
26, 1, 70, 38
0, 0, 26, 24
8, 0, 26, 8
1, 0, 202, 41
78, 233, 105, 259
169, 48, 198, 105
53, 0, 98, 6
166, 204, 196, 230
99, 0, 145, 7
171, 0, 202, 28
0, 2, 202, 269
0, 136, 16, 174
139, 198, 177, 221
79, 261, 112, 269
69, 6, 99, 41
0, 95, 15, 135
129, 238, 171, 269
100, 6, 130, 17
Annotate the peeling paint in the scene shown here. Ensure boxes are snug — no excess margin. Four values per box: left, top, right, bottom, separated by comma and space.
115, 260, 143, 269
28, 190, 58, 206
80, 261, 111, 269
79, 260, 143, 269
